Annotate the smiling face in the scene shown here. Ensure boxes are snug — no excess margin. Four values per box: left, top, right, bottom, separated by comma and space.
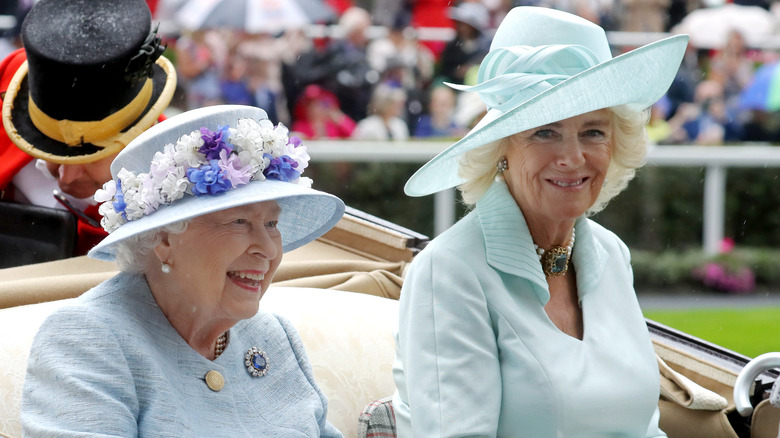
159, 201, 283, 323
503, 109, 613, 231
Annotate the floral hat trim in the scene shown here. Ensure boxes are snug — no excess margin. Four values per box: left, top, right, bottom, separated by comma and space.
95, 118, 311, 233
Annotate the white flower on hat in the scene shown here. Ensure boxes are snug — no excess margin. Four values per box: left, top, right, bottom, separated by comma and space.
286, 139, 310, 172
98, 202, 125, 233
94, 180, 117, 203
173, 131, 204, 168
158, 168, 188, 204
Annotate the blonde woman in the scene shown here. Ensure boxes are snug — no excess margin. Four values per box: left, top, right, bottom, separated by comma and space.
392, 7, 689, 437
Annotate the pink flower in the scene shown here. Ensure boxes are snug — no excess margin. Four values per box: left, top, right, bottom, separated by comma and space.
720, 237, 735, 254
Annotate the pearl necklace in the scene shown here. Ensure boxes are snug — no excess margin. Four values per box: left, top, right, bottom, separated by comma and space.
214, 332, 228, 358
534, 229, 575, 277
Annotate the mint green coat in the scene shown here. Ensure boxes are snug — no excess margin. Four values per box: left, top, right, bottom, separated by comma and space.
392, 181, 665, 437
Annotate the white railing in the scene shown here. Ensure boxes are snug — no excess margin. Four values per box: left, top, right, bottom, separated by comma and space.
306, 141, 780, 254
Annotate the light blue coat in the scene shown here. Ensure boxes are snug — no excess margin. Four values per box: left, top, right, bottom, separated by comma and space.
392, 181, 665, 437
22, 273, 342, 437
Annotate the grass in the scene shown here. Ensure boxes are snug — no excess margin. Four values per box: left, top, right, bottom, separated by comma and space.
643, 307, 780, 358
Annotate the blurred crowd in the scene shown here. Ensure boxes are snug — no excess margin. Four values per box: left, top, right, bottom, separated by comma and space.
6, 0, 780, 144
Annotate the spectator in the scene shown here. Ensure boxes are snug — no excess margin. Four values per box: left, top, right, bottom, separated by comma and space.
646, 97, 674, 144
322, 7, 378, 122
291, 84, 357, 139
367, 14, 435, 89
665, 40, 704, 120
175, 30, 222, 110
667, 80, 741, 144
279, 28, 324, 123
352, 84, 409, 140
219, 50, 254, 106
237, 32, 288, 124
414, 86, 466, 138
437, 2, 491, 85
708, 29, 756, 116
368, 14, 436, 133
618, 0, 670, 33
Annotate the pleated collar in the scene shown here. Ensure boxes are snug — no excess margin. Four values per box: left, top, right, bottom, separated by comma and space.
476, 180, 609, 305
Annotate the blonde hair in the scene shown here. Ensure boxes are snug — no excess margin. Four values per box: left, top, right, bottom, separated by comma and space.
369, 84, 407, 116
457, 105, 649, 214
339, 7, 371, 36
114, 221, 190, 273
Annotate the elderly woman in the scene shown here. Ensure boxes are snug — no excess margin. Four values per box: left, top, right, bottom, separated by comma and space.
392, 7, 689, 437
352, 84, 410, 141
21, 105, 345, 436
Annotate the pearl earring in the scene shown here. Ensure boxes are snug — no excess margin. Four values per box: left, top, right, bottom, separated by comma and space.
161, 262, 171, 274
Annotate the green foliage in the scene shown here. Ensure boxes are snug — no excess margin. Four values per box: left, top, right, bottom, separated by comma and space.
632, 247, 780, 290
593, 165, 780, 250
631, 250, 703, 288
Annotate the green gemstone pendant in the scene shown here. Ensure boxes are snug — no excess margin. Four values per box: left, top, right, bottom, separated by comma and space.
541, 245, 570, 277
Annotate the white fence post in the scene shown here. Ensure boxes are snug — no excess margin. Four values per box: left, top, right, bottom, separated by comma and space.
703, 165, 726, 256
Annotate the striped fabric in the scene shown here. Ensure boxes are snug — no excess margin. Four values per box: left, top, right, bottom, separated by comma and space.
358, 397, 397, 438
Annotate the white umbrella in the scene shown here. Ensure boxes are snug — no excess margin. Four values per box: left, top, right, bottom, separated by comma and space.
175, 0, 335, 34
672, 4, 778, 49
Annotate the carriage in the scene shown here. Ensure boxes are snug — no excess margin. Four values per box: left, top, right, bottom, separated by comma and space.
0, 208, 778, 437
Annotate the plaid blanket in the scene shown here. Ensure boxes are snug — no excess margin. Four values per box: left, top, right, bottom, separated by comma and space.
357, 397, 396, 438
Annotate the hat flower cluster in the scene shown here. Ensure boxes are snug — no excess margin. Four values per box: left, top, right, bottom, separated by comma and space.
94, 118, 311, 233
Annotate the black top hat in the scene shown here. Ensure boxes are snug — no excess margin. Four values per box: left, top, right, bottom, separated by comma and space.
1, 0, 176, 164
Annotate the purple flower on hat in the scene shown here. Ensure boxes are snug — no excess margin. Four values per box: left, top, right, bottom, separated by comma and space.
187, 160, 233, 196
288, 136, 303, 148
218, 149, 252, 187
199, 125, 233, 160
263, 154, 300, 182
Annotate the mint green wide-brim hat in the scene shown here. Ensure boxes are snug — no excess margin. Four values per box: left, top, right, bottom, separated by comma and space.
89, 105, 345, 262
404, 6, 689, 197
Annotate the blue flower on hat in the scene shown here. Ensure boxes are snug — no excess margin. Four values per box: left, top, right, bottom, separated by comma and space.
112, 180, 128, 220
199, 126, 233, 160
187, 160, 233, 196
263, 154, 300, 182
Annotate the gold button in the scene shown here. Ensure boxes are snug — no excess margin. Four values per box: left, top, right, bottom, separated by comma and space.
205, 370, 225, 392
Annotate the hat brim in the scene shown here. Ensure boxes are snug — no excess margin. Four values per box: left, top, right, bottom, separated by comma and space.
404, 34, 689, 197
89, 179, 345, 261
2, 56, 176, 165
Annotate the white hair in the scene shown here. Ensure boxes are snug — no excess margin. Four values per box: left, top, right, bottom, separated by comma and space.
339, 7, 371, 35
457, 105, 650, 215
113, 221, 190, 273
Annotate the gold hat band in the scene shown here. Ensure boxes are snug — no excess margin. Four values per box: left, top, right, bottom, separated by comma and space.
27, 72, 153, 148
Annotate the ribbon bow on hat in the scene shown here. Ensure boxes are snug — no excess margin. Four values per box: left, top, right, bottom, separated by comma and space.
449, 44, 602, 113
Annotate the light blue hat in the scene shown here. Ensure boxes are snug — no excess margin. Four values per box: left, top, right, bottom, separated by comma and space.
89, 105, 345, 261
405, 6, 689, 197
